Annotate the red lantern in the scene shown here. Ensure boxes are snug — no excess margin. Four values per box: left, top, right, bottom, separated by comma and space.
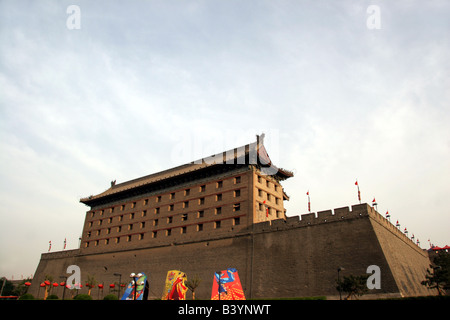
60, 282, 66, 286
40, 283, 45, 287
25, 282, 31, 286
98, 284, 104, 289
109, 284, 115, 288
52, 282, 59, 287
44, 280, 50, 285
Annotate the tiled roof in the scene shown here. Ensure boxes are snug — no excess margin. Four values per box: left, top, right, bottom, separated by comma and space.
80, 134, 292, 205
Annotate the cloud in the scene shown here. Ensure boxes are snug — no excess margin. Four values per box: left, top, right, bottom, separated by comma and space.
0, 0, 449, 279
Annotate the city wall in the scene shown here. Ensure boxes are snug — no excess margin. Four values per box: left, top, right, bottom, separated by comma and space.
29, 204, 435, 299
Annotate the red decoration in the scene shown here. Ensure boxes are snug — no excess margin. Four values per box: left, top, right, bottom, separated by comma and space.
25, 282, 31, 286
98, 284, 104, 289
109, 284, 115, 288
40, 283, 45, 287
52, 282, 59, 287
44, 280, 50, 285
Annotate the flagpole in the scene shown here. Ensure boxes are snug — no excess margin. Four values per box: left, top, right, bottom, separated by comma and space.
307, 191, 311, 213
355, 179, 361, 204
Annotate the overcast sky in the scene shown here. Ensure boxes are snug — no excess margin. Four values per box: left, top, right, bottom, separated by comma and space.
1, 0, 449, 280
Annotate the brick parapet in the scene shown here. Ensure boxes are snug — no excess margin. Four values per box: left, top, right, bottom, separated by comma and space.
40, 249, 80, 260
252, 203, 370, 232
252, 203, 424, 255
366, 205, 427, 257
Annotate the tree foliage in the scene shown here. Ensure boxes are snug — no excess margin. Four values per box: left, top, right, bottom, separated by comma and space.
421, 252, 450, 296
336, 274, 369, 300
185, 274, 202, 300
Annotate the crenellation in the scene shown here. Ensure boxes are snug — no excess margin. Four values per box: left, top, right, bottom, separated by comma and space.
300, 212, 316, 224
317, 209, 333, 219
334, 206, 350, 217
286, 215, 299, 225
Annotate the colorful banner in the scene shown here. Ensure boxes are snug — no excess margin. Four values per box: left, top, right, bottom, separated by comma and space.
211, 268, 245, 300
162, 270, 188, 300
121, 272, 147, 300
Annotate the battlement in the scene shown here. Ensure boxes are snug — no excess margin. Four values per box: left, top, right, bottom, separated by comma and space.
252, 202, 424, 255
253, 203, 373, 232
41, 249, 80, 260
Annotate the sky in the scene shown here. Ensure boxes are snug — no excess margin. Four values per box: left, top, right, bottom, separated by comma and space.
0, 0, 449, 280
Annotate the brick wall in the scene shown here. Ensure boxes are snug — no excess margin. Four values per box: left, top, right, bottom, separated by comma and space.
29, 203, 435, 299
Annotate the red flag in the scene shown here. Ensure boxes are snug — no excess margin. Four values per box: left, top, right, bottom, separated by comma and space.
355, 180, 361, 203
48, 241, 52, 252
307, 191, 311, 212
64, 238, 66, 250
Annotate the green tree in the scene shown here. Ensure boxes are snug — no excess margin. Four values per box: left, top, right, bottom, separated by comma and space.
336, 274, 369, 300
185, 274, 202, 300
421, 252, 450, 296
85, 275, 97, 296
